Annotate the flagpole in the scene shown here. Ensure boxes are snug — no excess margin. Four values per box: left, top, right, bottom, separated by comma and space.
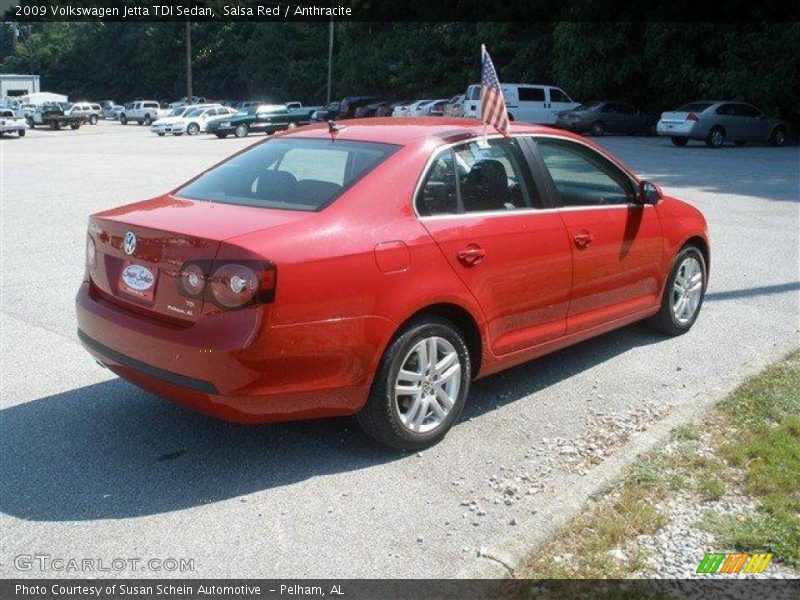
481, 44, 488, 144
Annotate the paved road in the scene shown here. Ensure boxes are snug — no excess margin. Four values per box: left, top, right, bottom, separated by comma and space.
1, 122, 798, 578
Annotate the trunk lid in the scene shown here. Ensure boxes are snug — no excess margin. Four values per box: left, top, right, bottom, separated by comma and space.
660, 111, 692, 124
88, 195, 304, 323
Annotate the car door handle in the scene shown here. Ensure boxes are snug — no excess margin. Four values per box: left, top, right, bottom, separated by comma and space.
573, 231, 594, 248
457, 246, 486, 266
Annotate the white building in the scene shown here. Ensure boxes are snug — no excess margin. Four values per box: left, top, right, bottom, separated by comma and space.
0, 73, 41, 99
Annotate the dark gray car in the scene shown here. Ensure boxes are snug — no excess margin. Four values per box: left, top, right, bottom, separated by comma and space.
657, 101, 789, 147
555, 101, 656, 136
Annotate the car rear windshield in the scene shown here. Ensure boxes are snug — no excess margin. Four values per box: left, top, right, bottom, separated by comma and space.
677, 102, 713, 112
177, 138, 399, 211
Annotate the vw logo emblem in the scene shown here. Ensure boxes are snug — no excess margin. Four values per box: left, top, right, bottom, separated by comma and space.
123, 231, 137, 255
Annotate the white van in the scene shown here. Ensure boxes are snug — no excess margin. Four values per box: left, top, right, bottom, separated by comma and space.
462, 83, 579, 124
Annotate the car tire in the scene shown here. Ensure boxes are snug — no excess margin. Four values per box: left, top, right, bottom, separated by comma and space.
120, 115, 127, 125
187, 122, 200, 136
706, 126, 725, 148
70, 122, 80, 130
144, 114, 152, 126
215, 133, 228, 139
590, 121, 605, 136
671, 136, 688, 147
157, 133, 165, 137
647, 245, 707, 336
234, 124, 249, 138
734, 141, 747, 147
357, 316, 471, 451
90, 115, 98, 125
770, 126, 787, 147
18, 129, 25, 137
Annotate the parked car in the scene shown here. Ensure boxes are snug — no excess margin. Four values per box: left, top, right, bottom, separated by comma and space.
354, 101, 391, 118
462, 83, 579, 124
311, 102, 341, 122
425, 99, 450, 117
169, 96, 207, 109
443, 95, 465, 117
103, 104, 123, 120
77, 118, 709, 450
149, 104, 213, 136
119, 101, 167, 126
376, 101, 409, 117
555, 101, 656, 136
339, 96, 380, 119
207, 104, 310, 138
392, 100, 432, 117
66, 102, 103, 125
0, 109, 26, 136
15, 103, 36, 119
28, 103, 85, 130
169, 105, 237, 136
657, 101, 789, 148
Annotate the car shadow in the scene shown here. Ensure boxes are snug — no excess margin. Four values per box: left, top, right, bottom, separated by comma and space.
0, 321, 666, 523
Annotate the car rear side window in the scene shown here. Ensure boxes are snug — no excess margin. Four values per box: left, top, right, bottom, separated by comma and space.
678, 102, 713, 113
177, 138, 398, 211
416, 138, 543, 216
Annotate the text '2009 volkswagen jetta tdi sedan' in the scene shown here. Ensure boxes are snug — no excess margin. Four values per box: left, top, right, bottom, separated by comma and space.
76, 118, 709, 450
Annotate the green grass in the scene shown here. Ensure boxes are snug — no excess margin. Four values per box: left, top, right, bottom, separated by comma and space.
708, 352, 800, 565
516, 350, 800, 578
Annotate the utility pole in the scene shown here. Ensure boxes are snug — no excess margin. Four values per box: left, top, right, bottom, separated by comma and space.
185, 21, 193, 97
326, 19, 334, 105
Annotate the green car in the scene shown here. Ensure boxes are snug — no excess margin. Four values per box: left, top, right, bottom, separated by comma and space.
207, 104, 309, 138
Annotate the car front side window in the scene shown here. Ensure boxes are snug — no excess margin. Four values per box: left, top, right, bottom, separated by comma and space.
535, 138, 635, 207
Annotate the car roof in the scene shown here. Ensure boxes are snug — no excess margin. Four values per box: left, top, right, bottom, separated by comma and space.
277, 117, 586, 146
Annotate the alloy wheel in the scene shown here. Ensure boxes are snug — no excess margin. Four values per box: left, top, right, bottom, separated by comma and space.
672, 256, 703, 324
394, 336, 461, 434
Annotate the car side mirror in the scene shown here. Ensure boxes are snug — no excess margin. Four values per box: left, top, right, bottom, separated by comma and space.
639, 180, 661, 205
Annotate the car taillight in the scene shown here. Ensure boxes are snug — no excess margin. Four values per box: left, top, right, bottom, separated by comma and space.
86, 235, 96, 269
686, 112, 700, 123
178, 260, 276, 309
179, 263, 206, 297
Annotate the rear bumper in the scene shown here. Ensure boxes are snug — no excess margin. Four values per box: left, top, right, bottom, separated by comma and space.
75, 282, 377, 423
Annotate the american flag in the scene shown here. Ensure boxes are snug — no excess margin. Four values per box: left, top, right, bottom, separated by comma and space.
480, 45, 510, 136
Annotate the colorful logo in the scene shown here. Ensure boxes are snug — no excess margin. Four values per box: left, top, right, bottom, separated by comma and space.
696, 552, 773, 574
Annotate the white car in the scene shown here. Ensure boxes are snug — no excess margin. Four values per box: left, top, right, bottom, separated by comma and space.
392, 100, 433, 117
15, 104, 36, 119
0, 109, 27, 137
66, 102, 103, 124
461, 83, 579, 124
150, 104, 213, 136
164, 105, 237, 136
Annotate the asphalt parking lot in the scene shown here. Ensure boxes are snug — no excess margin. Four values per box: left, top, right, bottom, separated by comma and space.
1, 121, 798, 578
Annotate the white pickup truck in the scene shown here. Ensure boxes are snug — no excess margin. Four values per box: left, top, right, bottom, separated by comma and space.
119, 101, 168, 126
0, 109, 26, 137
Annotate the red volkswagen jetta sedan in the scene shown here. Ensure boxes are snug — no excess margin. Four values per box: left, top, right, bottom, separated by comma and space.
76, 118, 709, 450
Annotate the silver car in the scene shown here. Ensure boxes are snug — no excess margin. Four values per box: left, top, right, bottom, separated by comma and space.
657, 101, 789, 148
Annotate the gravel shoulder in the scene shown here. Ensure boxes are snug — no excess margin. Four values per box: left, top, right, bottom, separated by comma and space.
516, 351, 800, 580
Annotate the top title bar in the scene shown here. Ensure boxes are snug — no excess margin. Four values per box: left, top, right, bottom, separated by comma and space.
3, 0, 800, 22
